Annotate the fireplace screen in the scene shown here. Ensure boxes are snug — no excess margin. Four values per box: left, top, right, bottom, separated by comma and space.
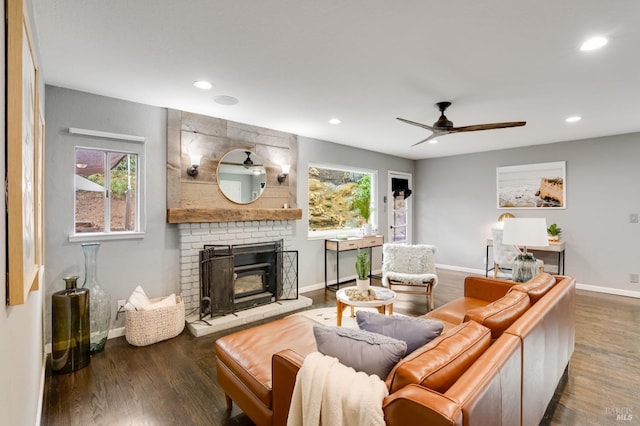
199, 240, 298, 319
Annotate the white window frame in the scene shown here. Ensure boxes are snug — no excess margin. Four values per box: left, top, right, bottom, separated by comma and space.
307, 162, 377, 240
68, 130, 146, 242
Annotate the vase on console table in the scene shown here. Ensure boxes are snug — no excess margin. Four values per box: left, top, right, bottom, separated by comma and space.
81, 242, 112, 354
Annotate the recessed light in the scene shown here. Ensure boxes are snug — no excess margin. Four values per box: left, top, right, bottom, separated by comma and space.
429, 139, 438, 144
193, 80, 213, 90
580, 36, 608, 51
565, 116, 582, 123
214, 95, 239, 106
329, 118, 341, 125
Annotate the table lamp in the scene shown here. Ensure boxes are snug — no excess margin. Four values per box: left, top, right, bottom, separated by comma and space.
502, 218, 549, 282
495, 212, 515, 229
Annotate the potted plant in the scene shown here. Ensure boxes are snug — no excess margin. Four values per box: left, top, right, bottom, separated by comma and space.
355, 249, 371, 295
547, 223, 562, 242
352, 175, 373, 235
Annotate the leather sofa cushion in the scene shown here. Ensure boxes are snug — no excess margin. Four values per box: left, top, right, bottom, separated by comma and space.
464, 290, 531, 339
386, 320, 491, 394
422, 297, 489, 325
509, 272, 556, 304
215, 315, 318, 407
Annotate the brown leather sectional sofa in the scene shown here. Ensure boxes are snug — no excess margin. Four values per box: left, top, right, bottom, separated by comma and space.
215, 273, 576, 426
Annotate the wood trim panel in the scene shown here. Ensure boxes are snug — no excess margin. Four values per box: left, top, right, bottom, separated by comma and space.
166, 208, 302, 224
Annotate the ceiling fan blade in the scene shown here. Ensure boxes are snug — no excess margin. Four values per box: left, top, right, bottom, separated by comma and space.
411, 132, 442, 147
450, 121, 526, 133
396, 117, 434, 131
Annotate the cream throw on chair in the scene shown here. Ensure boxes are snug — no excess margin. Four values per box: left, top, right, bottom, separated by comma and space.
381, 244, 438, 311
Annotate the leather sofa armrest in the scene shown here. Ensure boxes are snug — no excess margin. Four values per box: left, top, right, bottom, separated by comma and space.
464, 276, 514, 302
272, 349, 306, 426
383, 384, 463, 426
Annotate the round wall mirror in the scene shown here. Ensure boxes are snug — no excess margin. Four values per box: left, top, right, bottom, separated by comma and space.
217, 150, 266, 204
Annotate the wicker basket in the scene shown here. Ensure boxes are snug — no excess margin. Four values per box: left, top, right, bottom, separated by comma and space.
125, 296, 185, 346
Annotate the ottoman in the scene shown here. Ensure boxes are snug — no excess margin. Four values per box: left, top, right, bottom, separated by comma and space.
215, 315, 318, 426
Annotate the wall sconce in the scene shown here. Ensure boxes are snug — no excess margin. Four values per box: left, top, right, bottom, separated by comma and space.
187, 154, 202, 177
278, 164, 290, 183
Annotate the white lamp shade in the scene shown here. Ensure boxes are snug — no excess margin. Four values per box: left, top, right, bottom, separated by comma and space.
502, 218, 549, 247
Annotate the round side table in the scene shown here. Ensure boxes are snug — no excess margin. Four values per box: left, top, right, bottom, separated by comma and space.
335, 286, 397, 326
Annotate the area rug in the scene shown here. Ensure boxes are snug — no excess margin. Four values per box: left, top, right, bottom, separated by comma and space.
290, 306, 406, 328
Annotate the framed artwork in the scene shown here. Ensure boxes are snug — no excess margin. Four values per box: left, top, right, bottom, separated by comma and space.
496, 161, 566, 209
6, 0, 42, 305
35, 112, 46, 277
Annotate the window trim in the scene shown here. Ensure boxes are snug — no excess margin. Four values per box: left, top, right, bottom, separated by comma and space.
307, 162, 377, 240
69, 133, 146, 242
69, 231, 145, 243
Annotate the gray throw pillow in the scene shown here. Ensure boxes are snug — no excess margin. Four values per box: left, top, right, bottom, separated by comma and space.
356, 311, 444, 353
313, 325, 407, 379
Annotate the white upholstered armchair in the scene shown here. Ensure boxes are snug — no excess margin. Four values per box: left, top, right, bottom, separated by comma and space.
381, 243, 438, 311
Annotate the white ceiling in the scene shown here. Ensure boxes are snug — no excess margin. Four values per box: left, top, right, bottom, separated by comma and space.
32, 1, 640, 160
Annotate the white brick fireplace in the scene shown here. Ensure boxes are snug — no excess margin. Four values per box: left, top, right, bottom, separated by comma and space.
178, 219, 311, 337
177, 220, 295, 313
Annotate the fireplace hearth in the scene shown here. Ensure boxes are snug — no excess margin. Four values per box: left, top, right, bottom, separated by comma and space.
199, 240, 298, 319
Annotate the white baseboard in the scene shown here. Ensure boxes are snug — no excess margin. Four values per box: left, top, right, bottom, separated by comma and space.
436, 264, 486, 275
44, 327, 127, 355
576, 283, 640, 299
299, 269, 384, 294
108, 326, 125, 339
299, 282, 326, 293
437, 263, 640, 299
36, 357, 46, 426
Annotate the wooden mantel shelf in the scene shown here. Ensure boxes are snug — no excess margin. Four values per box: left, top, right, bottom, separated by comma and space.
167, 208, 303, 224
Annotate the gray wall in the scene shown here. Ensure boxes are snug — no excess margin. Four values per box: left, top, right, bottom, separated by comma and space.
42, 87, 416, 338
43, 86, 179, 340
294, 136, 415, 288
415, 132, 640, 293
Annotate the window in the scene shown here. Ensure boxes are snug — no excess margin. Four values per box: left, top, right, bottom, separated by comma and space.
308, 163, 377, 238
72, 146, 144, 241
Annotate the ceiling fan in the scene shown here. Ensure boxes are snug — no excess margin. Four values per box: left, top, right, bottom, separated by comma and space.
397, 101, 526, 146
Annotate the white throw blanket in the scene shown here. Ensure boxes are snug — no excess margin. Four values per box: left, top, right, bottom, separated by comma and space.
287, 352, 388, 426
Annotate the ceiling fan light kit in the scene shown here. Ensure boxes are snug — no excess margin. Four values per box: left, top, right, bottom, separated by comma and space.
243, 151, 254, 169
397, 101, 526, 147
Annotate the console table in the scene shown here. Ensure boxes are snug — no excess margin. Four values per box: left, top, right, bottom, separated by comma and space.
325, 235, 384, 290
485, 239, 566, 277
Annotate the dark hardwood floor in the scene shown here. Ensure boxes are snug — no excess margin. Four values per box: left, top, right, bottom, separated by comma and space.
42, 270, 639, 425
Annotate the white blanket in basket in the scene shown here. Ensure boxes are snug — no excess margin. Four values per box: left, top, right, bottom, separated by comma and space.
124, 285, 176, 311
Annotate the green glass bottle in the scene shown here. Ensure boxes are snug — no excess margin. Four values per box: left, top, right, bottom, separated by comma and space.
51, 275, 90, 374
